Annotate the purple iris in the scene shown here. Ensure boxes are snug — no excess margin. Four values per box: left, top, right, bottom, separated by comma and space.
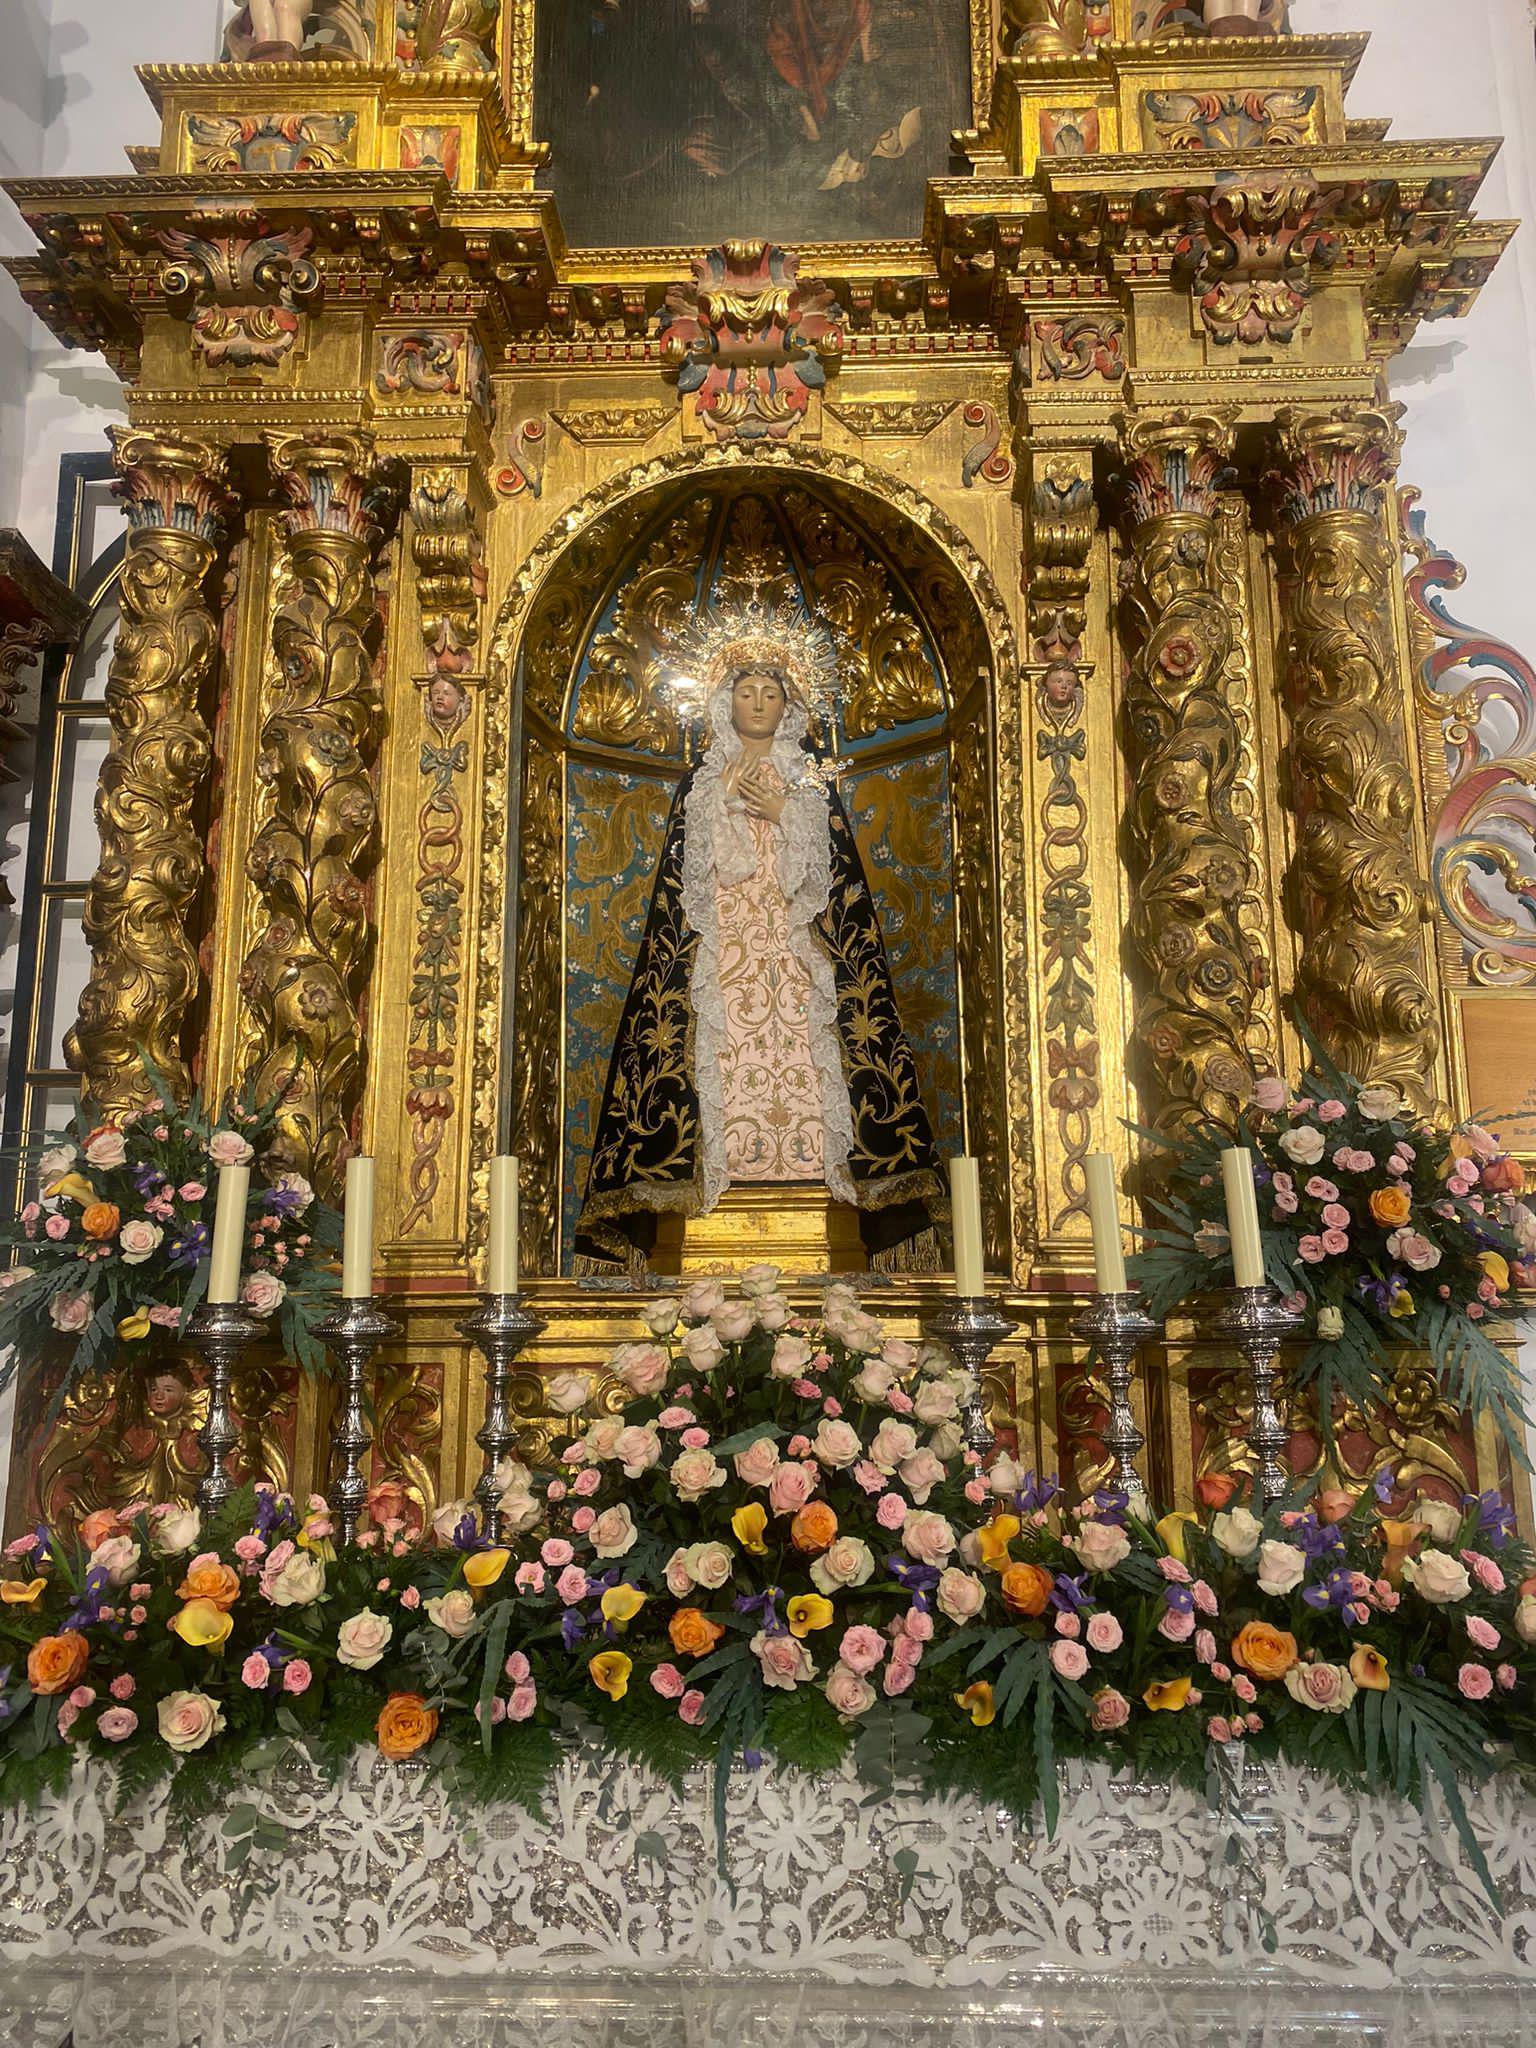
1302, 1567, 1359, 1615
131, 1165, 166, 1196
735, 1588, 787, 1636
1018, 1472, 1061, 1514
450, 1510, 483, 1552
1092, 1488, 1131, 1527
1469, 1491, 1514, 1551
1050, 1572, 1091, 1615
560, 1609, 586, 1650
165, 1222, 210, 1272
253, 1488, 285, 1541
1291, 1512, 1344, 1562
266, 1184, 307, 1218
1373, 1466, 1397, 1507
887, 1557, 940, 1594
1164, 1583, 1195, 1615
64, 1564, 113, 1632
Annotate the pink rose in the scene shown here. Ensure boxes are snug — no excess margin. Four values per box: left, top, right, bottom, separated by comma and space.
1158, 1608, 1195, 1643
508, 1684, 538, 1721
283, 1658, 312, 1695
679, 1690, 706, 1726
868, 1420, 920, 1473
242, 1270, 287, 1316
612, 1342, 669, 1397
614, 1425, 661, 1477
752, 1631, 815, 1691
1297, 1235, 1326, 1264
838, 1625, 886, 1675
825, 1662, 877, 1717
1465, 1613, 1501, 1651
515, 1562, 546, 1593
1462, 1548, 1506, 1594
734, 1437, 782, 1489
233, 1534, 267, 1567
240, 1652, 272, 1691
1192, 1579, 1218, 1614
571, 1506, 596, 1534
937, 1567, 986, 1624
97, 1706, 138, 1742
875, 1491, 909, 1531
1316, 1100, 1346, 1124
1206, 1715, 1234, 1744
45, 1213, 70, 1240
651, 1663, 685, 1700
882, 1659, 916, 1697
1458, 1662, 1494, 1700
1156, 1555, 1192, 1584
664, 1550, 695, 1598
1320, 1204, 1351, 1231
768, 1462, 815, 1515
556, 1565, 589, 1604
49, 1292, 93, 1334
1090, 1687, 1130, 1732
680, 1427, 710, 1451
82, 1124, 128, 1169
813, 1419, 862, 1469
1070, 1520, 1131, 1573
670, 1448, 726, 1501
1194, 1628, 1217, 1664
590, 1505, 638, 1559
179, 1181, 206, 1202
1050, 1640, 1089, 1681
1085, 1612, 1123, 1654
572, 1468, 601, 1497
110, 1673, 136, 1702
400, 1586, 421, 1610
541, 1537, 574, 1568
1498, 1664, 1517, 1690
1233, 1673, 1257, 1704
1321, 1229, 1350, 1256
1251, 1077, 1288, 1113
901, 1512, 955, 1567
898, 1448, 947, 1504
1055, 1611, 1081, 1638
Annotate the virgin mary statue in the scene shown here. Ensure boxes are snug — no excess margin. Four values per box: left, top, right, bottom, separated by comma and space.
574, 599, 942, 1271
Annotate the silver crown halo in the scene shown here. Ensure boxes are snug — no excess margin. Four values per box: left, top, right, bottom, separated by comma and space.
663, 592, 844, 719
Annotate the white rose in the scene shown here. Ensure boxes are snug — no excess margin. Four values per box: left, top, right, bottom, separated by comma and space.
1402, 1549, 1472, 1604
1409, 1497, 1462, 1546
1211, 1507, 1263, 1559
740, 1263, 783, 1298
928, 1421, 964, 1464
771, 1334, 813, 1380
118, 1219, 163, 1266
936, 1566, 986, 1623
157, 1689, 225, 1754
756, 1293, 792, 1332
898, 1449, 947, 1504
147, 1504, 201, 1558
1069, 1520, 1131, 1573
868, 1420, 919, 1473
670, 1448, 726, 1501
664, 1548, 695, 1598
207, 1130, 255, 1168
1277, 1125, 1326, 1166
242, 1270, 287, 1316
89, 1534, 141, 1587
545, 1371, 592, 1415
266, 1549, 326, 1607
1316, 1306, 1344, 1342
681, 1278, 726, 1320
850, 1359, 897, 1401
591, 1504, 639, 1558
1513, 1595, 1536, 1645
902, 1511, 956, 1566
913, 1380, 957, 1426
612, 1342, 667, 1399
38, 1144, 76, 1182
83, 1126, 128, 1169
684, 1540, 733, 1590
1356, 1084, 1405, 1122
1256, 1540, 1307, 1597
711, 1300, 756, 1343
425, 1588, 477, 1637
680, 1325, 725, 1372
643, 1297, 681, 1337
988, 1454, 1027, 1499
615, 1424, 662, 1478
337, 1609, 393, 1669
812, 1418, 862, 1468
496, 1484, 542, 1537
809, 1535, 874, 1595
431, 1498, 473, 1545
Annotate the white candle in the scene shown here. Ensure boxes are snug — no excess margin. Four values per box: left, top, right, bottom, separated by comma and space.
487, 1154, 520, 1296
949, 1155, 986, 1297
206, 1163, 249, 1306
341, 1154, 376, 1299
1221, 1147, 1267, 1289
1084, 1153, 1128, 1294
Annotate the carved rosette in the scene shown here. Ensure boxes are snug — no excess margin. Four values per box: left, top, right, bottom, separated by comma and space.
66, 431, 231, 1114
1264, 409, 1441, 1112
240, 432, 405, 1194
1114, 414, 1258, 1129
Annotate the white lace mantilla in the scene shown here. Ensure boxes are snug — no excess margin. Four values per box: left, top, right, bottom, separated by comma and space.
2, 1751, 1535, 2046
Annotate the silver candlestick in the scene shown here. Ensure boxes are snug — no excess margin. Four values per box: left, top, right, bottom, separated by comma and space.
317, 1294, 401, 1546
1212, 1284, 1305, 1506
458, 1292, 547, 1536
1072, 1290, 1162, 1504
921, 1297, 1017, 1459
187, 1300, 263, 1512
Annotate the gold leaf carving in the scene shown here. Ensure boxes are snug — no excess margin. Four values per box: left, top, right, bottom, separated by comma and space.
552, 408, 674, 445
825, 401, 957, 439
570, 501, 711, 755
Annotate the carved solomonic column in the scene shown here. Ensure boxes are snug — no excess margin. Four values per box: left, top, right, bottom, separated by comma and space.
1114, 413, 1260, 1131
66, 432, 232, 1115
1263, 407, 1440, 1113
241, 432, 405, 1196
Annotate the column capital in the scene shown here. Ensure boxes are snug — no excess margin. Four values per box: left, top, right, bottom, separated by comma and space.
110, 428, 232, 541
266, 430, 406, 545
1264, 405, 1404, 527
1023, 446, 1099, 660
1113, 411, 1238, 530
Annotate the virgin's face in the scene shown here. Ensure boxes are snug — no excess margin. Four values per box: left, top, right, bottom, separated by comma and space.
730, 671, 788, 740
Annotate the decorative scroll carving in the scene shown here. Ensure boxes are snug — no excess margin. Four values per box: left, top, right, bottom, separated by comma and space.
510, 731, 563, 1274
157, 220, 320, 370
371, 1357, 444, 1529
825, 401, 956, 440
960, 403, 1013, 489
551, 408, 673, 446
1145, 89, 1320, 153
241, 433, 404, 1194
780, 490, 944, 740
65, 432, 230, 1116
411, 468, 485, 679
1025, 452, 1100, 1228
1400, 489, 1536, 990
1001, 0, 1087, 55
1114, 413, 1258, 1130
1171, 174, 1340, 347
497, 418, 547, 498
376, 330, 465, 398
570, 504, 705, 758
659, 242, 845, 445
1265, 409, 1440, 1113
1036, 315, 1125, 383
184, 113, 358, 174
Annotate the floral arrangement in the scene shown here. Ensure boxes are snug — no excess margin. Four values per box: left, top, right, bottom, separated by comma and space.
0, 1077, 342, 1400
1133, 1058, 1535, 1454
2, 1271, 1534, 1906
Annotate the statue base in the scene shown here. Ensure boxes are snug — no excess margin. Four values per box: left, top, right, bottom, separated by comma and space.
654, 1184, 867, 1276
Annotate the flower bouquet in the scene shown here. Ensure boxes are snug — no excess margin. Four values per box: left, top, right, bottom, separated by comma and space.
0, 1079, 342, 1403
1132, 1059, 1535, 1456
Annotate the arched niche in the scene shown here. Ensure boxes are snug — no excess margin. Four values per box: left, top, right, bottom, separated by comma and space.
484, 447, 1029, 1281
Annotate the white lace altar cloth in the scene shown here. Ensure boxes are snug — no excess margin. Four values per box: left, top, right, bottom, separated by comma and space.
2, 1752, 1534, 2047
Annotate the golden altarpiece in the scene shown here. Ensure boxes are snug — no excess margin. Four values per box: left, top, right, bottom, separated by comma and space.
4, 0, 1533, 1531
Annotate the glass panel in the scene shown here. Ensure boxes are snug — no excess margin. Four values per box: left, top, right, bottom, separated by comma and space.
75, 479, 122, 575
35, 895, 90, 1070
16, 1085, 82, 1198
52, 715, 109, 881
61, 589, 119, 703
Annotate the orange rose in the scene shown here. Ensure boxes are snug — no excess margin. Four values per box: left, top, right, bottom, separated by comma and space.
80, 1202, 121, 1241
27, 1630, 89, 1696
1195, 1471, 1238, 1511
78, 1508, 126, 1551
1000, 1562, 1054, 1617
377, 1691, 439, 1760
669, 1607, 726, 1658
790, 1502, 838, 1554
1482, 1156, 1526, 1196
1368, 1186, 1412, 1229
176, 1559, 241, 1611
1231, 1620, 1299, 1680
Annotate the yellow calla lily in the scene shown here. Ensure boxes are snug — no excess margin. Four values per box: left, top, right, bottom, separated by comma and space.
463, 1548, 511, 1592
1154, 1511, 1199, 1564
1479, 1252, 1511, 1294
974, 1513, 1021, 1572
588, 1649, 632, 1700
1142, 1676, 1193, 1713
786, 1593, 835, 1638
1387, 1286, 1417, 1321
955, 1681, 996, 1727
46, 1173, 97, 1207
599, 1584, 646, 1629
731, 1503, 769, 1555
116, 1307, 152, 1341
171, 1597, 234, 1651
0, 1577, 47, 1606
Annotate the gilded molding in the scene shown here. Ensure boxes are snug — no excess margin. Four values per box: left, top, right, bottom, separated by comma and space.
1114, 412, 1260, 1129
66, 430, 231, 1115
411, 467, 485, 677
1171, 174, 1340, 348
1264, 407, 1441, 1111
240, 432, 405, 1193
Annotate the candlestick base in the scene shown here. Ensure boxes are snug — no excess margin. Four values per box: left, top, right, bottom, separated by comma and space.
1212, 1285, 1305, 1507
186, 1301, 264, 1512
1071, 1291, 1162, 1504
920, 1297, 1017, 1458
317, 1294, 402, 1546
458, 1293, 547, 1538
